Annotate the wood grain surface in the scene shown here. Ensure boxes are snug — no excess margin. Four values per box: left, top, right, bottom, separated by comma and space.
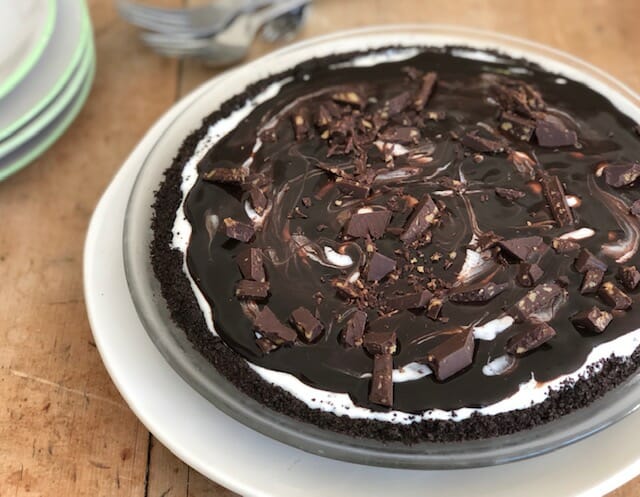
0, 0, 638, 495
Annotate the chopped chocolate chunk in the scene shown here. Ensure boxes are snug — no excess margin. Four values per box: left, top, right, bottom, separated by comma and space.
384, 91, 412, 115
449, 282, 508, 303
223, 217, 255, 242
378, 126, 421, 144
618, 266, 640, 291
367, 252, 396, 281
580, 268, 605, 295
425, 328, 475, 381
369, 353, 393, 407
603, 161, 640, 187
499, 112, 536, 141
510, 283, 567, 322
630, 199, 640, 217
331, 91, 364, 107
535, 114, 577, 147
571, 307, 613, 334
400, 194, 439, 244
574, 248, 607, 273
498, 236, 548, 262
235, 280, 270, 300
336, 177, 371, 198
386, 289, 433, 311
202, 166, 248, 184
505, 322, 556, 357
495, 187, 526, 201
414, 71, 437, 111
249, 187, 267, 214
253, 306, 297, 345
552, 238, 580, 253
256, 337, 279, 354
290, 307, 324, 343
345, 209, 392, 239
427, 297, 444, 320
333, 279, 359, 299
517, 263, 544, 287
461, 128, 507, 153
235, 247, 265, 282
598, 282, 632, 310
363, 331, 397, 355
341, 310, 367, 347
540, 174, 574, 227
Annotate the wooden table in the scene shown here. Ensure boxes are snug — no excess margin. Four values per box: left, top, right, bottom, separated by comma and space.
1, 0, 639, 495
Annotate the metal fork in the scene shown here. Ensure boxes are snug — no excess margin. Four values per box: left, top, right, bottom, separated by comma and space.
117, 0, 276, 38
141, 0, 311, 64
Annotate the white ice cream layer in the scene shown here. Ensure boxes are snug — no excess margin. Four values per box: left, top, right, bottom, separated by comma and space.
171, 48, 640, 424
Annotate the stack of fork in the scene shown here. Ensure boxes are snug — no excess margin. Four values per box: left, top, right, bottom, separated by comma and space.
118, 0, 311, 65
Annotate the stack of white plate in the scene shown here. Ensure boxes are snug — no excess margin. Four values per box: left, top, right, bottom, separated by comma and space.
0, 0, 95, 181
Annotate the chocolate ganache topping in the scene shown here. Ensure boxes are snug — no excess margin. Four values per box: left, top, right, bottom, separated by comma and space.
180, 47, 640, 413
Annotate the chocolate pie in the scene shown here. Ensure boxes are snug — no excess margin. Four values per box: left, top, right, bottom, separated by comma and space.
151, 46, 640, 443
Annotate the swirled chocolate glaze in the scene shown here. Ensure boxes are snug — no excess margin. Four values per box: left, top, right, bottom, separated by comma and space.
181, 47, 640, 413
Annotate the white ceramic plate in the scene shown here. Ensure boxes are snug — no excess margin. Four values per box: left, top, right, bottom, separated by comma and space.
84, 32, 640, 493
0, 41, 95, 181
0, 0, 57, 100
0, 37, 93, 159
0, 0, 90, 143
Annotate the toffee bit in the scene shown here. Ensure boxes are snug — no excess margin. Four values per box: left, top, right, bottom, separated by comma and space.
369, 354, 393, 407
427, 297, 444, 320
551, 238, 580, 254
571, 307, 613, 334
291, 110, 310, 141
332, 91, 364, 107
505, 322, 556, 357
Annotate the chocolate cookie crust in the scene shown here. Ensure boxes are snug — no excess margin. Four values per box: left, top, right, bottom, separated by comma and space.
151, 46, 640, 443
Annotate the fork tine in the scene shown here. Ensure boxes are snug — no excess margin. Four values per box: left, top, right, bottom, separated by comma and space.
117, 1, 198, 27
141, 32, 211, 50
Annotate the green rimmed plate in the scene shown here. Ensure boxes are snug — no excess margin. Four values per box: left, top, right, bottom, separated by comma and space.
0, 46, 95, 181
0, 0, 91, 142
0, 0, 57, 100
0, 36, 94, 159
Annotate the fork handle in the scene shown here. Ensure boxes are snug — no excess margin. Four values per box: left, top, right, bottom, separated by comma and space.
247, 0, 311, 32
